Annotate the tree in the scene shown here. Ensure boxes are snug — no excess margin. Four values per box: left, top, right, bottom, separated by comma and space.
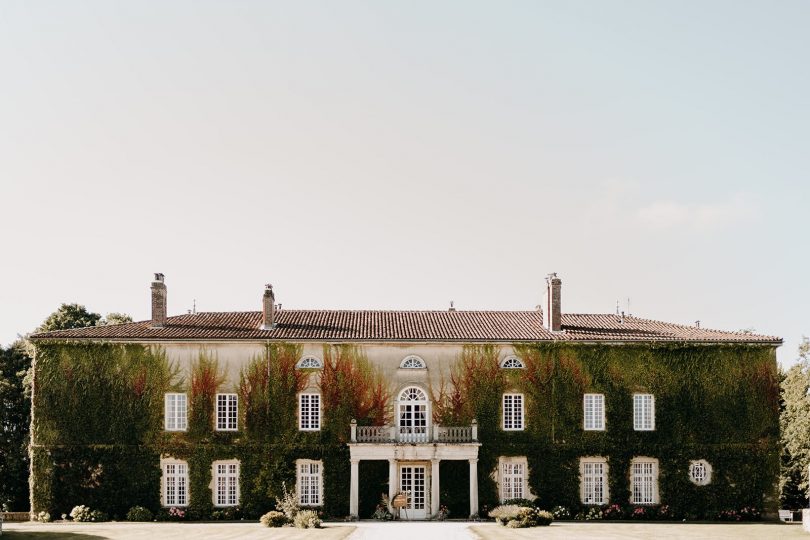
99, 313, 133, 326
779, 336, 810, 509
0, 341, 32, 510
36, 303, 101, 333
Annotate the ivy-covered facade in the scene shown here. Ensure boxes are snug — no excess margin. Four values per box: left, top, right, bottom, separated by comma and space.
28, 274, 781, 520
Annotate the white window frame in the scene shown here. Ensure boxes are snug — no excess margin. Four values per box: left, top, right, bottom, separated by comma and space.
633, 394, 655, 431
297, 356, 323, 369
500, 356, 525, 369
580, 457, 608, 505
583, 393, 605, 431
502, 393, 524, 431
164, 393, 187, 432
212, 460, 240, 507
296, 459, 324, 506
161, 458, 189, 507
299, 393, 321, 431
400, 355, 426, 369
498, 456, 528, 502
216, 393, 238, 431
630, 457, 659, 505
688, 459, 712, 486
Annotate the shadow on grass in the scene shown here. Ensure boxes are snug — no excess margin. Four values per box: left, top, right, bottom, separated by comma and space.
2, 533, 107, 540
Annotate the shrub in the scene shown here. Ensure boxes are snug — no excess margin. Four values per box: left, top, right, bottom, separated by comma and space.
275, 482, 299, 522
211, 506, 242, 521
372, 494, 393, 521
490, 505, 553, 528
35, 511, 51, 522
602, 504, 624, 520
260, 510, 288, 527
293, 509, 321, 529
89, 509, 108, 522
70, 505, 92, 522
502, 498, 536, 508
126, 506, 153, 521
551, 505, 571, 520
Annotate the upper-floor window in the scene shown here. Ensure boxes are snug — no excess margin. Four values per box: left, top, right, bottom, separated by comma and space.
398, 386, 429, 441
297, 356, 323, 369
216, 393, 238, 431
297, 459, 323, 506
165, 393, 187, 431
631, 458, 658, 505
213, 461, 239, 507
400, 355, 426, 369
502, 393, 524, 431
633, 394, 655, 431
500, 356, 525, 369
162, 460, 188, 507
499, 457, 526, 501
580, 458, 608, 505
583, 393, 605, 431
299, 393, 321, 431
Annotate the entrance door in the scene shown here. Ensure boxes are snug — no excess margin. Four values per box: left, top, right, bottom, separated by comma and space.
399, 465, 427, 520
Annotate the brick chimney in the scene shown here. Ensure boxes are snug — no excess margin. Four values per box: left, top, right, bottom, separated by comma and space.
150, 273, 167, 328
545, 272, 562, 332
261, 284, 275, 330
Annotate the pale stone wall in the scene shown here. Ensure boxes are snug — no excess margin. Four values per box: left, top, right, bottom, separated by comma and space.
158, 342, 517, 394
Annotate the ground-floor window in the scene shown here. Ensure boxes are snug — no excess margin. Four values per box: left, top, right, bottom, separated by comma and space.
498, 456, 527, 501
297, 459, 323, 506
580, 457, 608, 505
162, 459, 188, 507
213, 460, 240, 506
631, 457, 658, 505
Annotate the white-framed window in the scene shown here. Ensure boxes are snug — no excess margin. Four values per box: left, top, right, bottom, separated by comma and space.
297, 356, 323, 369
164, 393, 187, 431
688, 460, 712, 486
499, 456, 527, 502
162, 459, 189, 507
631, 458, 658, 505
216, 393, 238, 431
502, 393, 524, 431
500, 356, 525, 369
583, 393, 605, 431
297, 459, 323, 506
580, 458, 608, 505
633, 394, 655, 431
400, 355, 426, 369
213, 460, 239, 506
299, 393, 321, 431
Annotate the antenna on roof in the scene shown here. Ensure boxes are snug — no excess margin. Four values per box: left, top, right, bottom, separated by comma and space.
193, 299, 197, 315
449, 301, 456, 312
695, 320, 700, 328
615, 300, 620, 317
626, 297, 631, 317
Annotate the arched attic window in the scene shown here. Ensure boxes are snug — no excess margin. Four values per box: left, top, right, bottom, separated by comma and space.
500, 356, 525, 369
297, 356, 323, 369
400, 355, 426, 369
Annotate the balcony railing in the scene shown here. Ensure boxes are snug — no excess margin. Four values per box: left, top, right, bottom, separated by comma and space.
350, 420, 478, 443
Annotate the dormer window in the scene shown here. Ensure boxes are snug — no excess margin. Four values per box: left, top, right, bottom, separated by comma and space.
400, 355, 426, 369
500, 356, 525, 369
297, 356, 323, 369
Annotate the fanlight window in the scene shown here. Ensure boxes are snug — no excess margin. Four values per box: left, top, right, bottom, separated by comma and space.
500, 356, 525, 369
400, 387, 428, 401
400, 355, 426, 369
297, 356, 323, 369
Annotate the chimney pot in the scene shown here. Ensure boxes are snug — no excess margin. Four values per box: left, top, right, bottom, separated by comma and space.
261, 284, 276, 330
150, 273, 167, 328
544, 272, 562, 332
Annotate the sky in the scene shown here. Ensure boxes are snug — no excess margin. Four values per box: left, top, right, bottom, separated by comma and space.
1, 1, 807, 366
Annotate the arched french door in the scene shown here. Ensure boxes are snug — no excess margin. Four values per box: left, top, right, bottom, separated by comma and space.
397, 386, 429, 443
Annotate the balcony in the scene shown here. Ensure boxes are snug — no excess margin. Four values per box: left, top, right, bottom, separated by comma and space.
350, 419, 478, 444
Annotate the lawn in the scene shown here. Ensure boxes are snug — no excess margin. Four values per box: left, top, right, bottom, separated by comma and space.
1, 522, 356, 540
470, 521, 806, 540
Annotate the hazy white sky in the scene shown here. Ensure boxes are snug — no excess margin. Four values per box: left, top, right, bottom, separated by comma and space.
1, 1, 807, 366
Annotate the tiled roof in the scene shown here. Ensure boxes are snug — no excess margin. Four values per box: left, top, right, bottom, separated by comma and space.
29, 310, 781, 344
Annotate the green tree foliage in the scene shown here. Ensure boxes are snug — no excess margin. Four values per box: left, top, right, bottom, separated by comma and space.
0, 341, 32, 510
99, 313, 133, 326
36, 303, 101, 332
779, 337, 810, 509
